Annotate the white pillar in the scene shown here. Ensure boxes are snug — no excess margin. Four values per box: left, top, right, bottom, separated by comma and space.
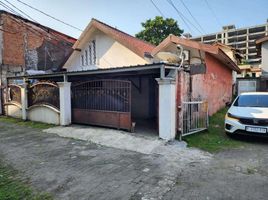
157, 78, 176, 141
57, 82, 71, 126
21, 83, 28, 120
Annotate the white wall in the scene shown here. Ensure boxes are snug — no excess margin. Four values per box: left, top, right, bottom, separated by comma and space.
65, 31, 148, 72
27, 106, 60, 125
6, 104, 22, 118
262, 41, 268, 75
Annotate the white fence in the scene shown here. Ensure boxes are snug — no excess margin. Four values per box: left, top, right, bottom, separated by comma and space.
181, 101, 209, 136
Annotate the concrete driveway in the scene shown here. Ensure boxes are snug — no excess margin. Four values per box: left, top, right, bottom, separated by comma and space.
0, 122, 268, 200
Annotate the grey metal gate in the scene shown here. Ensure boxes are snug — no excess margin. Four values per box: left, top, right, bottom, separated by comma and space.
71, 79, 132, 131
181, 101, 209, 136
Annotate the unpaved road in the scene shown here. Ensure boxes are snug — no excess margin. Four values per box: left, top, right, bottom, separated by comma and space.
0, 121, 268, 200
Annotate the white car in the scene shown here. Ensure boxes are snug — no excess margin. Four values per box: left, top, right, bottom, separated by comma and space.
225, 92, 268, 136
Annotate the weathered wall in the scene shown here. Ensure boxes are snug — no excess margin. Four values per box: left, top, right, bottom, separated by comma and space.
0, 12, 75, 87
191, 53, 233, 115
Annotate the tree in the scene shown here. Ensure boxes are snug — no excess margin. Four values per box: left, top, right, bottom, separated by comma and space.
135, 16, 183, 45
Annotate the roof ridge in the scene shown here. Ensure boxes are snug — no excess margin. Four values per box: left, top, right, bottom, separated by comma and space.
92, 18, 155, 48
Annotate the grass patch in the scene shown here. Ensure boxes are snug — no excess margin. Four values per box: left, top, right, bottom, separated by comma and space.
184, 108, 245, 153
0, 116, 55, 129
0, 160, 53, 200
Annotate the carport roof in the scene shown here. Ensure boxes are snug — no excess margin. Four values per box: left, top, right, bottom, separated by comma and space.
7, 63, 177, 79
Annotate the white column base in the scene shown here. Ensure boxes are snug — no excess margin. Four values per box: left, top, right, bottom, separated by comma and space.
156, 78, 176, 141
21, 83, 28, 120
57, 82, 72, 126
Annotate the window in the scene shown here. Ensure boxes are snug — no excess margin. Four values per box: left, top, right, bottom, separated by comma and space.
81, 55, 84, 66
233, 94, 268, 107
80, 40, 96, 66
85, 50, 88, 65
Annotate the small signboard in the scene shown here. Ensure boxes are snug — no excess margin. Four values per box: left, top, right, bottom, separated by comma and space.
190, 64, 206, 75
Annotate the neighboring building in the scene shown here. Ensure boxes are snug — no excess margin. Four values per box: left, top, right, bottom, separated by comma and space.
256, 35, 268, 76
152, 34, 240, 115
191, 21, 268, 64
256, 35, 268, 91
0, 10, 76, 115
0, 10, 76, 87
63, 18, 155, 71
236, 65, 262, 78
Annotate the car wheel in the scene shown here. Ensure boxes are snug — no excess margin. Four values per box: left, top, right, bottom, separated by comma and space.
225, 131, 232, 137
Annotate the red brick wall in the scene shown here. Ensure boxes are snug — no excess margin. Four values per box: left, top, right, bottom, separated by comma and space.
2, 15, 43, 66
1, 13, 75, 72
191, 53, 233, 115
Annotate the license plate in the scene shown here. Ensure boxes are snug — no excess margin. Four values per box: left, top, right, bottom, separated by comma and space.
246, 126, 267, 133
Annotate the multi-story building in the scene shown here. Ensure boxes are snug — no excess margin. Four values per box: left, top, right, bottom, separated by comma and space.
191, 21, 268, 64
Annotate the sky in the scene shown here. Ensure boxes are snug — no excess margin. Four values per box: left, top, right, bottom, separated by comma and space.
1, 0, 268, 39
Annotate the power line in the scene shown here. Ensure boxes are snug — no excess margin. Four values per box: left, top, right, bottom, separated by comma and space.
166, 0, 203, 35
3, 0, 37, 22
179, 0, 206, 34
0, 1, 22, 17
16, 0, 82, 31
150, 0, 165, 18
0, 4, 73, 51
203, 0, 222, 27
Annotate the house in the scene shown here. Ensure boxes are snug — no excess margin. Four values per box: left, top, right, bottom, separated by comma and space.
0, 10, 76, 114
236, 65, 262, 78
151, 34, 240, 115
63, 18, 155, 71
5, 19, 240, 141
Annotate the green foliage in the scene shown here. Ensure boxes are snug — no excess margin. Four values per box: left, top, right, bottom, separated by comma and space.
0, 161, 53, 200
0, 116, 55, 129
135, 16, 183, 45
184, 108, 245, 152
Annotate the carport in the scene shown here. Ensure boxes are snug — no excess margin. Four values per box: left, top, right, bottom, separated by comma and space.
68, 63, 162, 136
6, 63, 179, 140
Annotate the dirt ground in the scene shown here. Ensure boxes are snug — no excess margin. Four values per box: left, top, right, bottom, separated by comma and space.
0, 121, 268, 200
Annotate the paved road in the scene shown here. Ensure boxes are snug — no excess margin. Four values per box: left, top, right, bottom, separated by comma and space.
0, 121, 268, 200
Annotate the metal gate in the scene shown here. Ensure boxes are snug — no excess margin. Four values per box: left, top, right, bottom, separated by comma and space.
181, 101, 208, 136
71, 79, 132, 131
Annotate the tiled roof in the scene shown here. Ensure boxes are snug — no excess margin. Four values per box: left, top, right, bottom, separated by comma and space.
73, 18, 155, 58
152, 34, 241, 73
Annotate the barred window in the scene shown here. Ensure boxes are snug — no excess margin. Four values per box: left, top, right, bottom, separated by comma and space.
80, 40, 96, 66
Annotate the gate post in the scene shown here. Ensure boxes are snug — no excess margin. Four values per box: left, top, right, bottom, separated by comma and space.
156, 78, 176, 141
21, 82, 28, 120
57, 82, 71, 126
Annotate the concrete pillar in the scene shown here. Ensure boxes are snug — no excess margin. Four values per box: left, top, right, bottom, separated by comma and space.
0, 88, 2, 115
57, 82, 71, 126
21, 83, 28, 120
156, 78, 176, 141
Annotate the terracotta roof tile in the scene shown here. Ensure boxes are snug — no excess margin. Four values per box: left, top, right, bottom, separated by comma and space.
91, 19, 155, 58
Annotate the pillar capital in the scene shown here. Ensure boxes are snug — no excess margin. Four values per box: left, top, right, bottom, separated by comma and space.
156, 78, 176, 85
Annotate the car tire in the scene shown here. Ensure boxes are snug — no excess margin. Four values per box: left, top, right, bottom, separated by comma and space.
225, 131, 232, 137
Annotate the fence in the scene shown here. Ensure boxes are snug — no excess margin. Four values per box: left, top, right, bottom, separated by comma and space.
181, 101, 208, 136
